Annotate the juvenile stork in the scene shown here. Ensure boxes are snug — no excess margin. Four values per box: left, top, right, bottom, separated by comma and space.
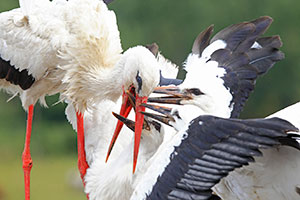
134, 17, 300, 199
0, 0, 120, 199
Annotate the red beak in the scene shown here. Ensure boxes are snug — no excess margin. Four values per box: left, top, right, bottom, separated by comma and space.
106, 86, 135, 162
106, 87, 148, 174
133, 94, 148, 173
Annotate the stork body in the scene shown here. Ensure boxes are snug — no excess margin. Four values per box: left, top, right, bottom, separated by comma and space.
1, 0, 121, 108
0, 0, 121, 199
135, 17, 299, 199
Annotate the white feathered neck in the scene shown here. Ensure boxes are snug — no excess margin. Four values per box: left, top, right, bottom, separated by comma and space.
62, 45, 160, 113
58, 0, 123, 112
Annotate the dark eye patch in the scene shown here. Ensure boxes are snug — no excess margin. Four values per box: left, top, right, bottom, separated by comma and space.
186, 88, 203, 96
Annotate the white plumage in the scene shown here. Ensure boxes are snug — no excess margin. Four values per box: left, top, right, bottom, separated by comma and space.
0, 0, 122, 108
0, 0, 121, 199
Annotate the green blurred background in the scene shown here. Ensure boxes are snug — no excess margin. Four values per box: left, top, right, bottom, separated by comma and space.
0, 0, 300, 199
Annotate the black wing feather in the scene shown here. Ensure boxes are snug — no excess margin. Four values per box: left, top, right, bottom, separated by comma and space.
0, 56, 35, 90
192, 16, 283, 118
146, 115, 299, 200
192, 25, 214, 56
215, 20, 283, 118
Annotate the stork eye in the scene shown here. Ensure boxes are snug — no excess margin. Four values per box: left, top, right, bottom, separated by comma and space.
186, 88, 203, 96
136, 71, 143, 92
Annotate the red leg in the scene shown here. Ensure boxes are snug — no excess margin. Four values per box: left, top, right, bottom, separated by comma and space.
22, 104, 34, 200
76, 112, 89, 199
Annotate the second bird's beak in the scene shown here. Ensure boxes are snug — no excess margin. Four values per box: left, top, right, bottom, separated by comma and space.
148, 86, 192, 104
106, 87, 135, 162
106, 87, 148, 174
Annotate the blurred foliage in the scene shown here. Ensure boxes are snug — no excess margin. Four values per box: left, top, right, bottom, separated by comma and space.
0, 0, 300, 197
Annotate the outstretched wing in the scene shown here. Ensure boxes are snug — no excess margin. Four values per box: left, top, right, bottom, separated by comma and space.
141, 116, 298, 200
186, 16, 284, 118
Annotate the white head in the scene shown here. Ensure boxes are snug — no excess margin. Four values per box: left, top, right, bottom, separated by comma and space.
179, 53, 233, 117
120, 46, 160, 97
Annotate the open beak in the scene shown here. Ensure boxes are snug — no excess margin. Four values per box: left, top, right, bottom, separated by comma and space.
133, 94, 148, 173
106, 86, 135, 162
148, 86, 192, 105
141, 103, 175, 126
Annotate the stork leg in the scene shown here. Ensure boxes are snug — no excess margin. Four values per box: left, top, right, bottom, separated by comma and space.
76, 112, 89, 199
22, 104, 34, 200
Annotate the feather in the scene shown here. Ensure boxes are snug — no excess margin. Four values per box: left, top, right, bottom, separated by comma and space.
19, 0, 34, 16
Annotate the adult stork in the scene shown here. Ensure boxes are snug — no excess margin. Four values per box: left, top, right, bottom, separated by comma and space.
0, 0, 120, 199
64, 43, 179, 199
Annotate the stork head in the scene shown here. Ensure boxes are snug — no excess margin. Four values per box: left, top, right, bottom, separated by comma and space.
106, 46, 160, 173
148, 54, 233, 118
148, 84, 232, 119
121, 46, 160, 97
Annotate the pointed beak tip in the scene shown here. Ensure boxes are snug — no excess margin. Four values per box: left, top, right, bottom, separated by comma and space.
132, 166, 136, 174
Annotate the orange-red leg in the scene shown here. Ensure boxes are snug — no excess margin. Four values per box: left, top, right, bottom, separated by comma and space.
76, 112, 89, 199
22, 104, 34, 200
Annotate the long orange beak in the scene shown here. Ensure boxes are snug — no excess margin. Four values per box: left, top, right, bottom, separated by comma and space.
106, 87, 134, 162
133, 94, 148, 173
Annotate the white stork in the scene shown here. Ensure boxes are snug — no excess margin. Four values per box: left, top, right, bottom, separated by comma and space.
0, 0, 120, 198
63, 43, 179, 199
82, 16, 299, 200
